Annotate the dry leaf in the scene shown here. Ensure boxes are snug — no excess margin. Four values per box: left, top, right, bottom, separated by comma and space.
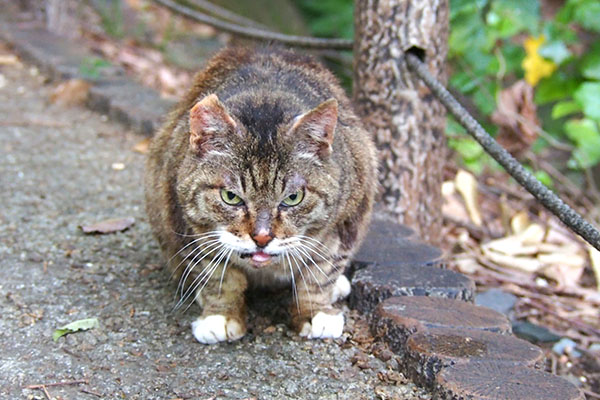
0, 54, 19, 66
589, 246, 600, 291
50, 79, 91, 106
482, 249, 543, 272
492, 80, 539, 158
541, 263, 585, 288
80, 217, 135, 234
518, 223, 545, 244
455, 169, 482, 226
132, 138, 151, 154
510, 211, 530, 234
454, 256, 480, 274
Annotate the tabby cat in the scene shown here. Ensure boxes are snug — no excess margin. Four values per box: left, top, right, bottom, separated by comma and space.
145, 47, 377, 344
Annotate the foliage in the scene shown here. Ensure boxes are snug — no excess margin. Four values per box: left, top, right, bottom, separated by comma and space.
293, 0, 354, 39
79, 57, 112, 80
449, 0, 600, 174
294, 0, 600, 179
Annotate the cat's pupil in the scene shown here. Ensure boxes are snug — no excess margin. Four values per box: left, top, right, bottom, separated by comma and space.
227, 192, 235, 200
289, 194, 297, 200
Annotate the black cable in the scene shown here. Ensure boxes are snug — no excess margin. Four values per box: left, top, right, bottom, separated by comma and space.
405, 52, 600, 251
151, 0, 353, 50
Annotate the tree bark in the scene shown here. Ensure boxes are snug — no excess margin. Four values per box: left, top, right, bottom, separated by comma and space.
353, 0, 449, 245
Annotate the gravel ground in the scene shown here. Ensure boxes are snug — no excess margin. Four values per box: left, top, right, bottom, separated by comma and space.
0, 49, 429, 400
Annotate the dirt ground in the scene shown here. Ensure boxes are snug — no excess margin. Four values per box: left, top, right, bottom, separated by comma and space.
0, 49, 429, 399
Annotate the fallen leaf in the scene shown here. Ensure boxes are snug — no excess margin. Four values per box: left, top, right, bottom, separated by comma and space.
482, 249, 543, 272
49, 79, 91, 106
510, 211, 530, 234
132, 138, 151, 154
80, 217, 135, 234
589, 246, 600, 291
53, 317, 99, 342
454, 169, 482, 226
0, 54, 19, 65
518, 223, 546, 245
492, 80, 540, 157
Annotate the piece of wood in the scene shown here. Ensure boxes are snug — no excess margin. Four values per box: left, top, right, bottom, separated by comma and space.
353, 0, 449, 245
404, 327, 545, 388
349, 263, 474, 313
435, 360, 585, 400
372, 296, 511, 354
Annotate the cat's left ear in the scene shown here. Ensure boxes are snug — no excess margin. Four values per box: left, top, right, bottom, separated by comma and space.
189, 94, 237, 155
289, 98, 338, 158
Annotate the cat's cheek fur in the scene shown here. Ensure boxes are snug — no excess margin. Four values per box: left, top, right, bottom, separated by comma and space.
299, 311, 344, 339
191, 315, 246, 344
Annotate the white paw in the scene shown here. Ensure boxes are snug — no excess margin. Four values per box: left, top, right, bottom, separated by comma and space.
299, 311, 344, 339
191, 315, 245, 344
331, 275, 351, 303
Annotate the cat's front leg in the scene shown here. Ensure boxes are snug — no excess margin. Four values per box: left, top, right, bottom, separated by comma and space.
191, 266, 248, 344
290, 272, 351, 339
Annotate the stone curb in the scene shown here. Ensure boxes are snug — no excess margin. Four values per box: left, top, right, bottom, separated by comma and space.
0, 20, 174, 136
371, 296, 585, 399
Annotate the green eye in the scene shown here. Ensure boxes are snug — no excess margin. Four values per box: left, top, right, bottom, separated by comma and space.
281, 189, 304, 207
220, 189, 244, 206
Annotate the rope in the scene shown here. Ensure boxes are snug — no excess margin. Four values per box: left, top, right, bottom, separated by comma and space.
151, 0, 353, 50
405, 52, 600, 251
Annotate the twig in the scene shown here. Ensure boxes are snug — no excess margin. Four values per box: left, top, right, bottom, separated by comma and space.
26, 379, 89, 389
523, 298, 600, 337
80, 388, 102, 397
41, 386, 52, 400
443, 213, 503, 240
186, 0, 267, 29
151, 0, 353, 49
583, 389, 600, 399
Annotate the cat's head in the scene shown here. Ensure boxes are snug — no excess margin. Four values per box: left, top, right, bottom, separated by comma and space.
177, 93, 341, 270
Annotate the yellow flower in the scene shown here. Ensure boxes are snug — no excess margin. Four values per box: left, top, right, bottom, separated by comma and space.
522, 35, 557, 86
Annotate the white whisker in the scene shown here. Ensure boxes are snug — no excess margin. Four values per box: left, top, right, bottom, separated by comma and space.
285, 250, 300, 313
174, 246, 227, 311
290, 248, 324, 293
218, 248, 234, 296
175, 240, 222, 298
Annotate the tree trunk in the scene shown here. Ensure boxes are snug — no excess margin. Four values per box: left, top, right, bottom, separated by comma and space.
353, 0, 449, 245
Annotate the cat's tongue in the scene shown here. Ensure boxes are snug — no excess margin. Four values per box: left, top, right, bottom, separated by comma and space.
251, 251, 271, 266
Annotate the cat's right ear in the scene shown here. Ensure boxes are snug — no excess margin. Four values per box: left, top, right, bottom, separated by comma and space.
189, 94, 237, 155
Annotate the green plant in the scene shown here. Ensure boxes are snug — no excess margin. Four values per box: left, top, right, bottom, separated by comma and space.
449, 0, 600, 175
79, 57, 112, 80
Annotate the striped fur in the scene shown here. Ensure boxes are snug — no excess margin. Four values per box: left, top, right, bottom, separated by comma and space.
145, 47, 377, 340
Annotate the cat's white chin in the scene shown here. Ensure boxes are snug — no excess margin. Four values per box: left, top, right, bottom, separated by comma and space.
299, 311, 344, 339
191, 315, 245, 344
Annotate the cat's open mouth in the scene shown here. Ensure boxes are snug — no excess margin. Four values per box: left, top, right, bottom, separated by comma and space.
240, 251, 274, 268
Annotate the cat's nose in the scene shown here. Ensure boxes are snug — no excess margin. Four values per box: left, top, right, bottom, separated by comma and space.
252, 230, 273, 247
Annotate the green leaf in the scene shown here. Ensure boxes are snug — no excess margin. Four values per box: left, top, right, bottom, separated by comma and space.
534, 170, 554, 188
574, 82, 600, 121
538, 41, 571, 65
488, 0, 540, 37
573, 1, 600, 32
551, 101, 582, 119
564, 118, 600, 168
535, 72, 580, 104
53, 318, 99, 342
581, 44, 600, 80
